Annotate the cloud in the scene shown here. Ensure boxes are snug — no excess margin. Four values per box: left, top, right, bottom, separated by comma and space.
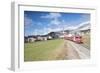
41, 13, 61, 19
32, 26, 64, 35
41, 12, 62, 26
42, 27, 62, 35
24, 15, 34, 26
81, 14, 90, 21
56, 20, 90, 30
25, 12, 90, 36
50, 19, 61, 25
36, 22, 42, 26
49, 19, 76, 30
32, 21, 90, 35
63, 21, 90, 30
24, 15, 36, 36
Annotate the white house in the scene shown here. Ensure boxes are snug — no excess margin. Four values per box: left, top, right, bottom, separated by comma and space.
28, 37, 36, 42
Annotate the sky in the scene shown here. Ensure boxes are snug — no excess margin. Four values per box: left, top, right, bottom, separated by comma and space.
24, 11, 90, 36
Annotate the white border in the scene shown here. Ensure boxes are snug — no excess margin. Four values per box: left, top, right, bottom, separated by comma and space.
11, 2, 96, 71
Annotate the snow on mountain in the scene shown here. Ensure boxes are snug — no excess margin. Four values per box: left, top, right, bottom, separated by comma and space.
77, 21, 90, 31
73, 21, 90, 31
63, 21, 90, 31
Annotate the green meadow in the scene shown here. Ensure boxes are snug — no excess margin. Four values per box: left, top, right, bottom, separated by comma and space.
24, 39, 64, 61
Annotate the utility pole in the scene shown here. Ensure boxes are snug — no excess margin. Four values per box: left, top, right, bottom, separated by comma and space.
62, 20, 65, 39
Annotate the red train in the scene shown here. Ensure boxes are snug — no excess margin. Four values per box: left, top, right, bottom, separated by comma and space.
64, 34, 83, 44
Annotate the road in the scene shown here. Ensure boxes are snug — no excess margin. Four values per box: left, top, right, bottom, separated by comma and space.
64, 40, 90, 59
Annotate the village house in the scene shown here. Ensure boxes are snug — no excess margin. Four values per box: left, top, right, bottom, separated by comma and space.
24, 35, 52, 43
24, 36, 37, 43
47, 35, 52, 40
28, 36, 37, 42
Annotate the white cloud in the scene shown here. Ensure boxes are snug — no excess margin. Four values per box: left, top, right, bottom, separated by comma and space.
49, 13, 61, 19
41, 13, 61, 19
24, 15, 34, 26
36, 22, 42, 26
50, 19, 61, 25
32, 26, 63, 35
32, 21, 90, 35
81, 14, 90, 21
31, 13, 90, 35
41, 12, 62, 26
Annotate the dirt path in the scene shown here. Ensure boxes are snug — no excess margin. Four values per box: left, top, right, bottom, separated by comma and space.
48, 39, 90, 60
65, 40, 90, 59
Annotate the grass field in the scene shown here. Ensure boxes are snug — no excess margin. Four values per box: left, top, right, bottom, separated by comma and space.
24, 39, 64, 61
